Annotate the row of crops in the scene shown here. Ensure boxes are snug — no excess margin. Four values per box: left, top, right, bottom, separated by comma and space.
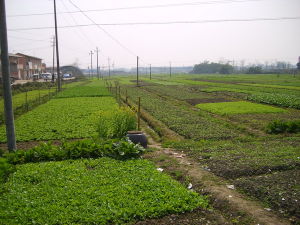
114, 74, 300, 223
123, 86, 238, 140
0, 79, 209, 224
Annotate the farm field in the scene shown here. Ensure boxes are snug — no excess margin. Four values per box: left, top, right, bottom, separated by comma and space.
1, 75, 299, 224
0, 79, 214, 225
113, 73, 300, 223
0, 157, 207, 224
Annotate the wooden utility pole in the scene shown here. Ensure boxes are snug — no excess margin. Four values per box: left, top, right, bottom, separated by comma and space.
89, 50, 94, 78
107, 58, 111, 79
95, 47, 99, 80
51, 36, 55, 82
0, 0, 17, 151
53, 0, 61, 91
136, 56, 139, 86
149, 64, 152, 80
137, 97, 141, 130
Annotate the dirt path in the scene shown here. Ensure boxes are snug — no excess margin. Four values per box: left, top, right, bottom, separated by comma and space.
146, 143, 291, 225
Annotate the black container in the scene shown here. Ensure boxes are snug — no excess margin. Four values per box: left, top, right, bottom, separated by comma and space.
126, 131, 147, 148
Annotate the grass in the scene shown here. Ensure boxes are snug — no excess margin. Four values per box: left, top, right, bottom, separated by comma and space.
196, 101, 285, 115
0, 157, 208, 225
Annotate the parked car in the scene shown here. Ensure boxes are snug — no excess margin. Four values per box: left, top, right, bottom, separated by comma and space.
63, 73, 72, 78
41, 73, 52, 81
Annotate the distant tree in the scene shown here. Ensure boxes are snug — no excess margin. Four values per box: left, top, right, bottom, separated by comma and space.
247, 66, 262, 74
297, 62, 300, 70
220, 64, 234, 74
191, 62, 233, 74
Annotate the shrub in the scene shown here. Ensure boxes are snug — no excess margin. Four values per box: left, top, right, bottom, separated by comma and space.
0, 158, 15, 183
265, 120, 300, 134
4, 139, 145, 165
97, 107, 136, 139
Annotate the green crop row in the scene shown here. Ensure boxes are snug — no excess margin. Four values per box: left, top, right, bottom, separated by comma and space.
246, 93, 300, 109
196, 101, 285, 115
0, 97, 118, 142
55, 80, 111, 98
124, 86, 238, 140
0, 157, 208, 224
0, 89, 56, 115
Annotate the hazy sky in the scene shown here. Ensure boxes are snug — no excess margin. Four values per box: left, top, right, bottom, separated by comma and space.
6, 0, 300, 69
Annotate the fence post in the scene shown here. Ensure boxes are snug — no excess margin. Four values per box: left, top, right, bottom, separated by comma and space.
125, 89, 128, 104
38, 87, 41, 104
48, 87, 51, 100
137, 97, 141, 130
118, 86, 121, 102
25, 90, 28, 111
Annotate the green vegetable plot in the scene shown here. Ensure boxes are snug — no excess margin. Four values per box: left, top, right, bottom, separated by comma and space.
196, 101, 285, 115
0, 97, 118, 142
0, 158, 207, 225
0, 89, 56, 115
56, 81, 110, 98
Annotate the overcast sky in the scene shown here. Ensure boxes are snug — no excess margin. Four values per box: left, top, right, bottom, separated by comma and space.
5, 0, 300, 69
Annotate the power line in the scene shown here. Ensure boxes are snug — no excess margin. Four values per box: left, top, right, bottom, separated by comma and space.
8, 35, 48, 42
7, 0, 266, 17
68, 0, 138, 57
8, 16, 300, 31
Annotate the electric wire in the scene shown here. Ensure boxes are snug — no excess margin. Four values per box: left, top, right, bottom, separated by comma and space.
7, 0, 266, 17
8, 16, 300, 31
67, 0, 138, 58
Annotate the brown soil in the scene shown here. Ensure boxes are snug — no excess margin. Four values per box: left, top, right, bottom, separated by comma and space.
186, 98, 233, 105
135, 208, 228, 225
0, 138, 85, 151
145, 144, 291, 225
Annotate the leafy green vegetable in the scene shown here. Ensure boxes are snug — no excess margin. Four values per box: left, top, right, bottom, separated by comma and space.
4, 139, 145, 165
266, 120, 300, 134
0, 158, 208, 224
196, 101, 285, 115
0, 97, 118, 142
97, 107, 136, 139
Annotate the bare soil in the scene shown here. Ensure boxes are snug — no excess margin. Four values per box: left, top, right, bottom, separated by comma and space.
186, 98, 233, 105
145, 144, 291, 225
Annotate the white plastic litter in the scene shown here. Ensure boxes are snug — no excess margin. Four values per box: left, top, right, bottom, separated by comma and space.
226, 185, 235, 190
188, 183, 193, 189
157, 168, 164, 172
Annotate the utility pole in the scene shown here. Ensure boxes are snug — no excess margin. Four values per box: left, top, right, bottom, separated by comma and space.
136, 56, 139, 86
89, 50, 93, 79
0, 0, 16, 151
53, 0, 61, 91
169, 62, 172, 78
149, 64, 152, 80
107, 58, 111, 79
51, 35, 55, 82
95, 47, 99, 80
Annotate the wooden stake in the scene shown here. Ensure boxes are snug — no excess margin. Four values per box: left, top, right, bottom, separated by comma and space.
137, 97, 141, 130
